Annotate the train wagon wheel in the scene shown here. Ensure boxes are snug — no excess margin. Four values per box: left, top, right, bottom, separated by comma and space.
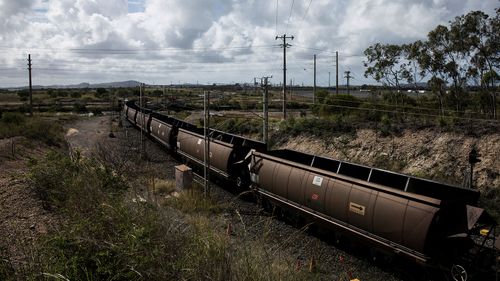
451, 264, 467, 281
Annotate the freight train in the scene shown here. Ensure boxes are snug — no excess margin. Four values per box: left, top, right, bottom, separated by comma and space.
123, 100, 499, 280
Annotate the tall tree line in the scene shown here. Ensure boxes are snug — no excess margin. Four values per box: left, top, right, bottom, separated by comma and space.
364, 9, 499, 118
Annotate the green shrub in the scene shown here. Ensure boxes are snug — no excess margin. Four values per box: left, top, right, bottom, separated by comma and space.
0, 113, 63, 145
358, 102, 382, 121
25, 119, 64, 145
274, 116, 353, 143
73, 103, 87, 113
378, 114, 393, 136
319, 94, 361, 116
28, 152, 185, 280
1, 112, 26, 125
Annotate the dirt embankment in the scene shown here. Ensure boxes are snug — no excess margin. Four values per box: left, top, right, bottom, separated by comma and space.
280, 128, 500, 191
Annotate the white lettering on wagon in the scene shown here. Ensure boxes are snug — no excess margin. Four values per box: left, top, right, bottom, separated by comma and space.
312, 175, 323, 186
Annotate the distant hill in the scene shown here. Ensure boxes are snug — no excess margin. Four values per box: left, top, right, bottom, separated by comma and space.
5, 80, 142, 90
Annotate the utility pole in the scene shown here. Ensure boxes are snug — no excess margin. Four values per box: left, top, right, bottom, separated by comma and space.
139, 83, 145, 159
261, 76, 272, 149
336, 51, 339, 95
328, 72, 331, 90
313, 54, 316, 104
344, 71, 353, 95
163, 85, 167, 112
27, 54, 33, 116
276, 34, 294, 119
290, 78, 293, 101
203, 91, 210, 196
254, 77, 257, 96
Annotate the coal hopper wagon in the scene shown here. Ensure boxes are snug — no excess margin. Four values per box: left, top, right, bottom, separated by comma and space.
247, 149, 498, 279
123, 100, 498, 280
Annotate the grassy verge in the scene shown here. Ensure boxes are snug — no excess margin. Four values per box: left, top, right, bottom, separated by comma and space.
27, 152, 186, 280
0, 112, 64, 145
24, 148, 310, 280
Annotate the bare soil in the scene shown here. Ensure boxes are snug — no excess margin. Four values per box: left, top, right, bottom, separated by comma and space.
0, 137, 59, 272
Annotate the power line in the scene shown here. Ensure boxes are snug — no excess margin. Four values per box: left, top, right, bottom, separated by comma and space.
170, 95, 500, 124
275, 0, 279, 35
285, 0, 295, 34
228, 98, 500, 123
296, 0, 313, 32
0, 44, 279, 54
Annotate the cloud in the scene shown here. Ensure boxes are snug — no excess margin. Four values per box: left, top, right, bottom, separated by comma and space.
0, 0, 498, 86
0, 0, 34, 17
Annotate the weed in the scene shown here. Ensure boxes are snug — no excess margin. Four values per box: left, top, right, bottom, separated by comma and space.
166, 184, 229, 214
0, 113, 64, 145
0, 254, 15, 281
27, 152, 186, 280
153, 179, 176, 195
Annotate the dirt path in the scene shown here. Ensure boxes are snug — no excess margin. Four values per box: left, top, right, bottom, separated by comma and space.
64, 116, 114, 156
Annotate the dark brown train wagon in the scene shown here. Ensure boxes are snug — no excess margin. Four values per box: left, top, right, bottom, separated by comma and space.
177, 129, 233, 178
267, 149, 480, 205
248, 149, 488, 263
176, 127, 266, 183
126, 106, 137, 125
149, 114, 176, 149
135, 110, 151, 133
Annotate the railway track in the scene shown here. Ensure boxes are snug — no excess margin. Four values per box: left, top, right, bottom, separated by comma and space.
122, 100, 499, 281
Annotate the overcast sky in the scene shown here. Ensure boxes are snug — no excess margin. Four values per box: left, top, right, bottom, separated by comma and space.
0, 0, 497, 87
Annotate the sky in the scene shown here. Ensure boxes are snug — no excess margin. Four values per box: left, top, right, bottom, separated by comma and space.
0, 0, 498, 87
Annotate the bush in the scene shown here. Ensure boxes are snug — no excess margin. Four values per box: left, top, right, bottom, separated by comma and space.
274, 116, 354, 143
0, 113, 63, 145
319, 94, 361, 116
212, 117, 261, 135
28, 152, 186, 280
358, 102, 383, 121
17, 90, 29, 102
73, 103, 87, 113
1, 112, 25, 125
70, 91, 82, 99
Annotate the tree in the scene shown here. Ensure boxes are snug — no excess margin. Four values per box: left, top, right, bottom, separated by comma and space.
402, 41, 426, 90
315, 89, 329, 104
482, 70, 499, 118
463, 10, 499, 118
364, 9, 499, 118
95, 88, 108, 99
57, 90, 69, 98
364, 43, 407, 88
47, 89, 57, 99
428, 76, 446, 116
364, 43, 408, 108
70, 91, 82, 99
